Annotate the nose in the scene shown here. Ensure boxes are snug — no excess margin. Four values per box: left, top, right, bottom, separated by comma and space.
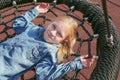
51, 30, 57, 38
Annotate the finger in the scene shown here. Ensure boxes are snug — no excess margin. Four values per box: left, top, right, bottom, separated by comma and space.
84, 55, 99, 60
87, 59, 94, 67
89, 58, 94, 62
81, 55, 88, 59
40, 3, 49, 8
85, 60, 92, 68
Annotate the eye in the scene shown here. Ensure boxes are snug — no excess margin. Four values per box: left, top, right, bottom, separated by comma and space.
57, 32, 63, 38
53, 24, 56, 29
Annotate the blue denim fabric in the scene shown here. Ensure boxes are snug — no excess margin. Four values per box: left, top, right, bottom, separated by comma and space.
0, 8, 83, 80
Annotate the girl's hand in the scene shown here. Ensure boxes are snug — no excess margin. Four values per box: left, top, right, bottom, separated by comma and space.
80, 55, 98, 68
35, 3, 49, 13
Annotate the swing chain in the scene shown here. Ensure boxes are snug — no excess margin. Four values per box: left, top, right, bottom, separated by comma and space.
101, 0, 114, 47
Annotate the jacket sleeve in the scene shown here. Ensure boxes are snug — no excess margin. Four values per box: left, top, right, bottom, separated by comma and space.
35, 57, 84, 80
12, 8, 39, 34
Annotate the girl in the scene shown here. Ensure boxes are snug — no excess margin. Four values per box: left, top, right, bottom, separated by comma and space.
0, 3, 95, 80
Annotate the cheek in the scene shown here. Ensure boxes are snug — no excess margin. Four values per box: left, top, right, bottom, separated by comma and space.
47, 24, 52, 30
65, 30, 70, 37
46, 26, 50, 31
55, 37, 64, 43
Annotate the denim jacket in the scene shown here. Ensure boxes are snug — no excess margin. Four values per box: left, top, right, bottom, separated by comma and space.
0, 8, 83, 80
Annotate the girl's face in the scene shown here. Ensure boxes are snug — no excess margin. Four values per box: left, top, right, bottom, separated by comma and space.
43, 20, 70, 44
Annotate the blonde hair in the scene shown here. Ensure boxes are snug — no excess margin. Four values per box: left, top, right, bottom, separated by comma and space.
55, 15, 78, 64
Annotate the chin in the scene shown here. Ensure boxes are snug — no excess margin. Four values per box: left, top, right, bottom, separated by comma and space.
45, 39, 53, 44
48, 40, 57, 44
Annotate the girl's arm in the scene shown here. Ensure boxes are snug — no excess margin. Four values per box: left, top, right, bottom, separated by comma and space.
35, 56, 84, 80
12, 3, 49, 34
12, 8, 39, 34
35, 55, 96, 80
